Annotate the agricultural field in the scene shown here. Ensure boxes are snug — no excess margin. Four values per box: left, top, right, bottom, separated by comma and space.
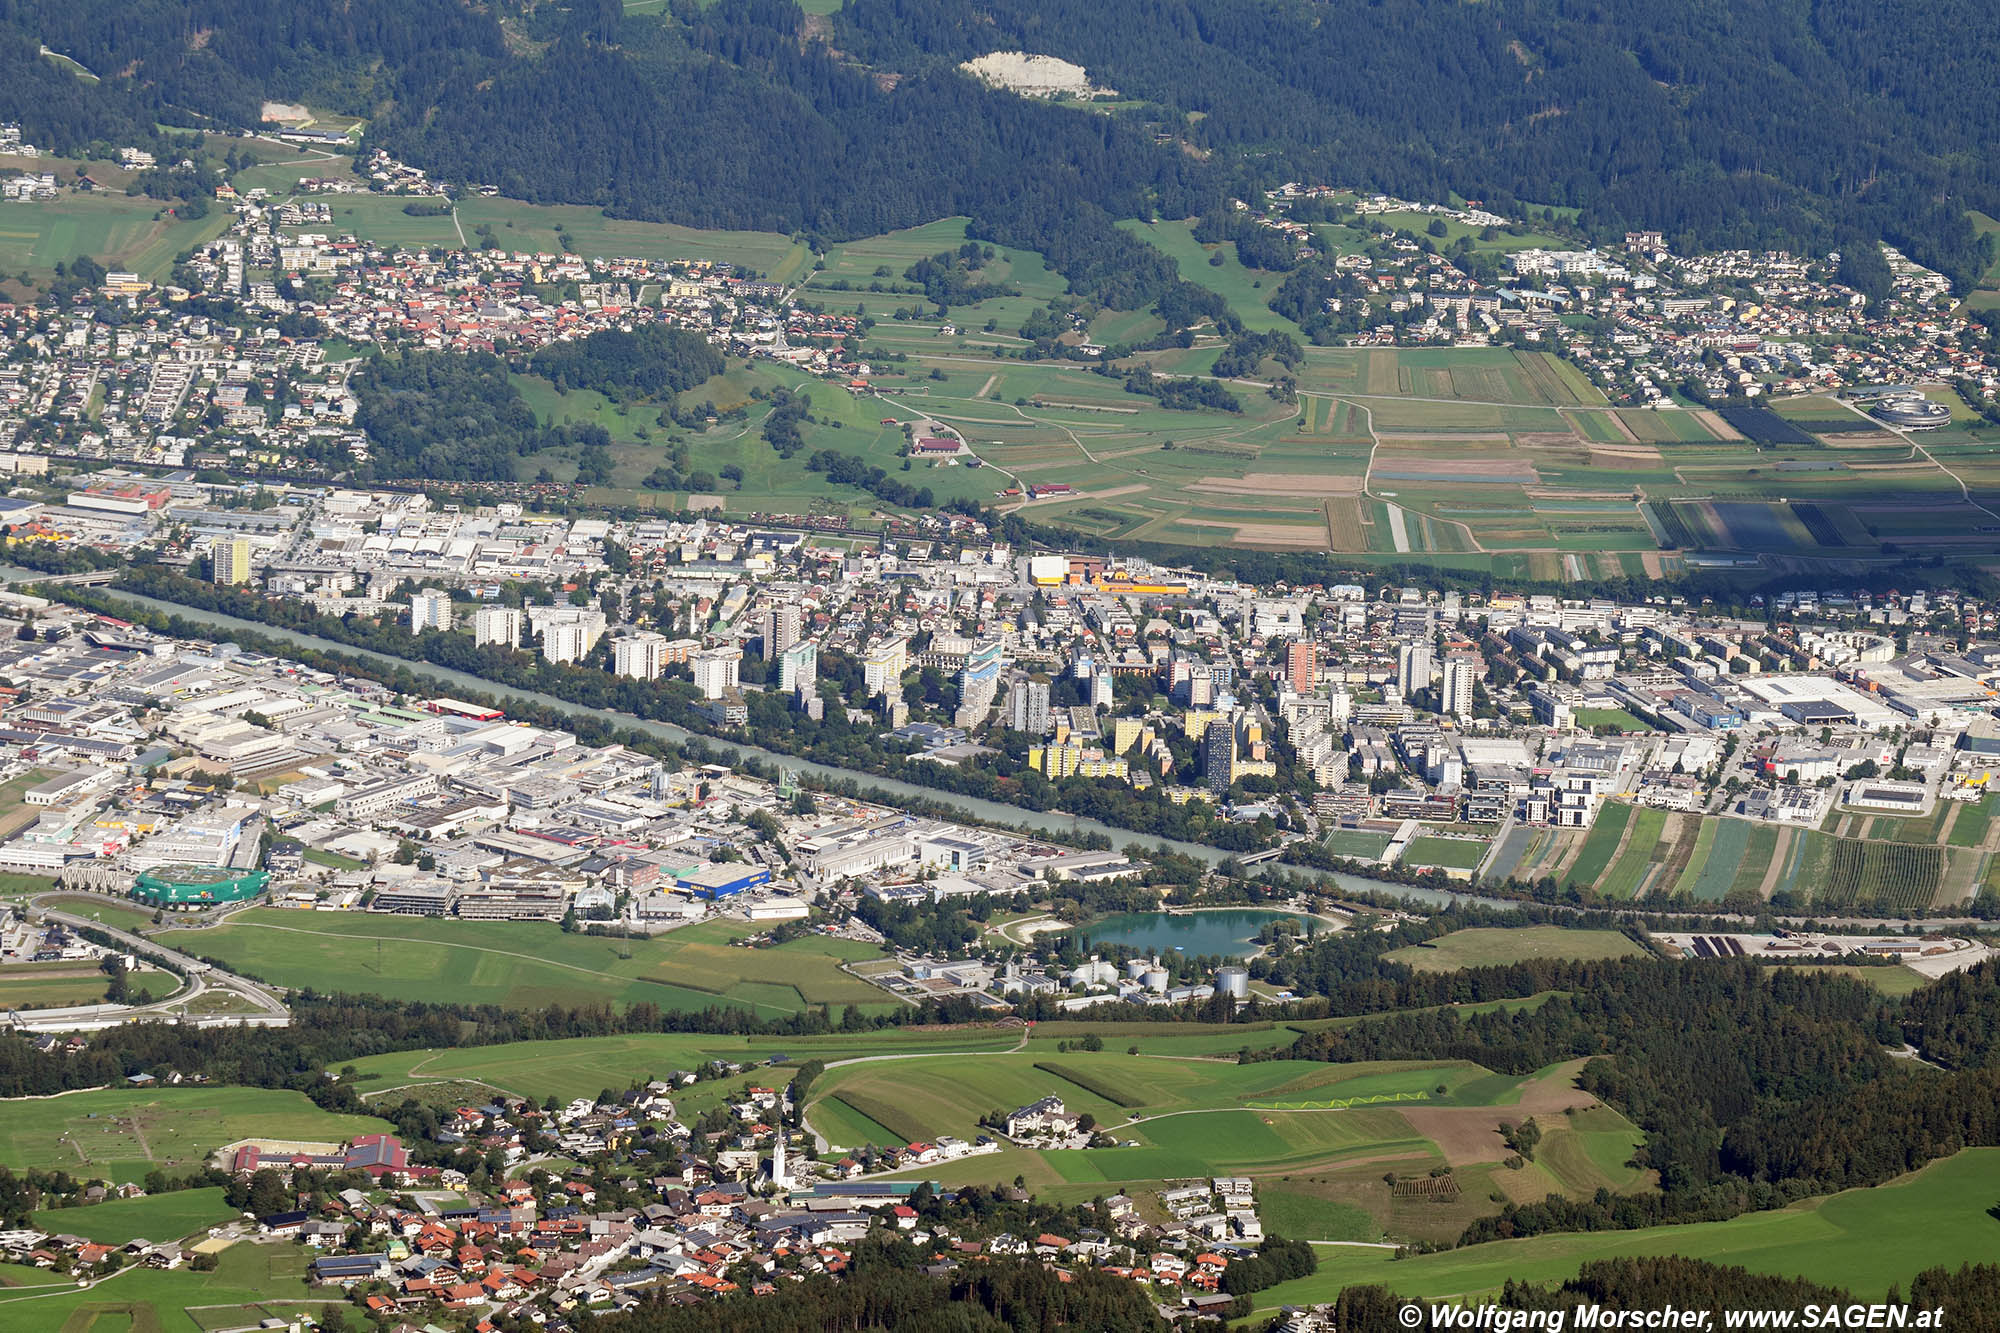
0, 190, 230, 291
1250, 1147, 2000, 1313
1384, 927, 1647, 972
353, 201, 1994, 567
1120, 219, 1305, 335
31, 1187, 238, 1246
265, 189, 813, 282
183, 911, 897, 1015
827, 1047, 1649, 1243
0, 1087, 391, 1186
344, 1028, 1026, 1104
0, 1233, 328, 1333
1563, 801, 1633, 888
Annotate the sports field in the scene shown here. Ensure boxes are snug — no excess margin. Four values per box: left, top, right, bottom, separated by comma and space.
0, 1087, 391, 1185
1251, 1147, 2000, 1312
1402, 836, 1489, 871
188, 911, 895, 1015
1384, 927, 1646, 972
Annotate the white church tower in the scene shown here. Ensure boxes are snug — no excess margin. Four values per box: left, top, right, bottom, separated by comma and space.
769, 1129, 791, 1190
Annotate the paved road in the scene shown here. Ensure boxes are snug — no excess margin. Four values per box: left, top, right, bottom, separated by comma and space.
14, 896, 292, 1030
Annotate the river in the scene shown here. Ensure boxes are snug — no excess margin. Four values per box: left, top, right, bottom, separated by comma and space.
45, 580, 1515, 913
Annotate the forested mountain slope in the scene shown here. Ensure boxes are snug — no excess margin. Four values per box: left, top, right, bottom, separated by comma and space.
0, 0, 1994, 289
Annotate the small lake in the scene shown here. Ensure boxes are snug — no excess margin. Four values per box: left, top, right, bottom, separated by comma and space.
1082, 909, 1319, 959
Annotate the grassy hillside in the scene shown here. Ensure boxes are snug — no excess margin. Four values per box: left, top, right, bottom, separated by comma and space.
1251, 1147, 2000, 1311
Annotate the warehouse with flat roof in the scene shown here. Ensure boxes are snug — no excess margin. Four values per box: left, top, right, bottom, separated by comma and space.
675, 863, 771, 899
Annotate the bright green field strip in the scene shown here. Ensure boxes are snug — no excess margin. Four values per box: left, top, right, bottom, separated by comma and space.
1324, 830, 1393, 859
1047, 1107, 1432, 1182
1685, 817, 1752, 901
1725, 823, 1782, 898
1251, 1147, 2000, 1311
1948, 795, 1995, 848
1403, 836, 1488, 870
32, 1187, 236, 1245
815, 1096, 909, 1151
189, 909, 888, 1014
346, 1029, 1021, 1103
1669, 818, 1720, 897
1597, 808, 1668, 898
1383, 927, 1644, 973
35, 894, 159, 932
0, 1088, 391, 1185
1563, 802, 1631, 888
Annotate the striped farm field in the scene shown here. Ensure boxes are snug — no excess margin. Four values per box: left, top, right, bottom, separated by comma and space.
1689, 817, 1755, 900
1564, 802, 1632, 887
1948, 795, 1996, 848
1598, 808, 1669, 897
1727, 823, 1785, 898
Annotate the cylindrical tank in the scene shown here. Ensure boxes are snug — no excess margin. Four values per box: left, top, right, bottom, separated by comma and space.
1217, 966, 1249, 999
1143, 967, 1169, 993
1125, 957, 1150, 980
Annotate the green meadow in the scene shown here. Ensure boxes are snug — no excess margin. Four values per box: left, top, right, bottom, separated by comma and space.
0, 1088, 391, 1186
1252, 1148, 2000, 1312
188, 911, 895, 1016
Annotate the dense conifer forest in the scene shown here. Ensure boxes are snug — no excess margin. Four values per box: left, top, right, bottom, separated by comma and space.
1, 0, 1996, 294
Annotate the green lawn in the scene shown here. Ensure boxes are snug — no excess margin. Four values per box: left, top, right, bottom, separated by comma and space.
34, 894, 159, 933
31, 1188, 237, 1245
1383, 927, 1646, 972
1251, 1147, 2000, 1312
0, 1234, 329, 1333
1574, 707, 1654, 732
0, 1088, 391, 1185
1403, 836, 1488, 871
345, 1028, 1025, 1103
188, 910, 893, 1015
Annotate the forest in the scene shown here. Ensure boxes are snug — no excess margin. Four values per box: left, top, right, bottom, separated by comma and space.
2, 0, 1997, 294
528, 325, 725, 403
1278, 954, 2000, 1245
349, 351, 600, 482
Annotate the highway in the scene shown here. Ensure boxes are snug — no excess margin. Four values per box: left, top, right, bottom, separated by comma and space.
6, 895, 292, 1032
